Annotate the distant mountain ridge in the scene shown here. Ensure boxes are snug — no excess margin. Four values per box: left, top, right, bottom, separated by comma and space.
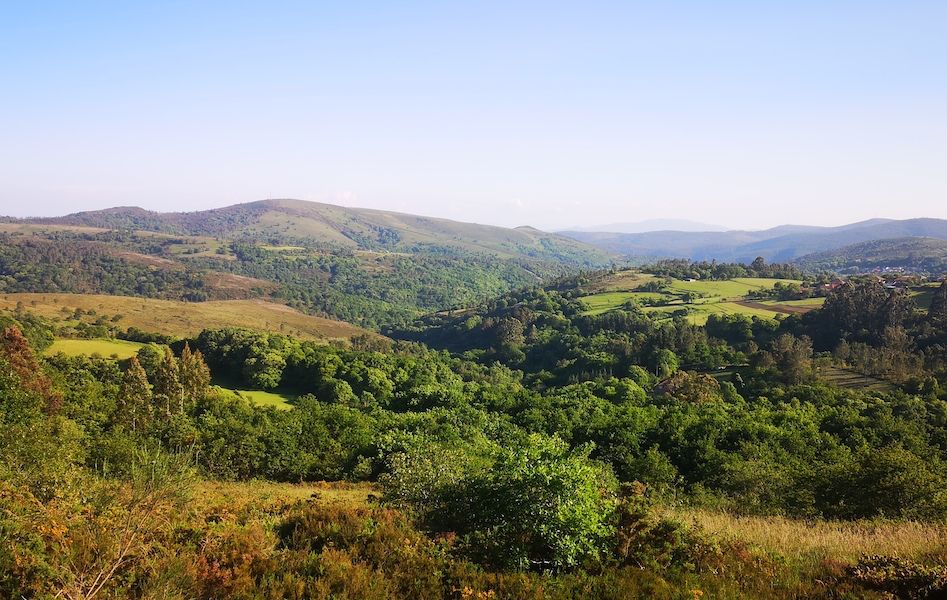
20, 199, 613, 267
561, 218, 947, 263
564, 218, 727, 234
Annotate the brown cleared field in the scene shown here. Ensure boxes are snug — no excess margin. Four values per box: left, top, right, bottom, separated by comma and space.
734, 299, 819, 315
818, 365, 895, 392
0, 222, 111, 235
0, 293, 373, 341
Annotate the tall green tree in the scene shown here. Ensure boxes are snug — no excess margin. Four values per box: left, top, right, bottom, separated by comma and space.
178, 343, 211, 412
770, 334, 813, 384
929, 279, 947, 322
152, 347, 182, 416
118, 356, 152, 432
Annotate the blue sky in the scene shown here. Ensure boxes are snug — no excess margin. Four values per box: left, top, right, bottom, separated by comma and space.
2, 1, 945, 230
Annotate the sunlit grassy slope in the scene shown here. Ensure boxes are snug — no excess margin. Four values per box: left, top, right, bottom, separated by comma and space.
579, 275, 811, 323
46, 338, 145, 359
213, 385, 296, 410
0, 293, 372, 341
641, 301, 782, 324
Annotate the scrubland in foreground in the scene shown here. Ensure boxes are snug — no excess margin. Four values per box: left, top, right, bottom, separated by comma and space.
7, 476, 946, 600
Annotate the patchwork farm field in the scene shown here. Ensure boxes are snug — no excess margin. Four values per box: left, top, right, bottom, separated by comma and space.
580, 291, 667, 315
668, 277, 802, 298
0, 293, 372, 341
641, 301, 783, 324
579, 274, 815, 323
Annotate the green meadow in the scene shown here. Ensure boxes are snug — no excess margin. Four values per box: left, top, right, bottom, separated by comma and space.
45, 338, 145, 359
218, 387, 296, 410
642, 301, 782, 325
667, 277, 803, 299
580, 276, 810, 323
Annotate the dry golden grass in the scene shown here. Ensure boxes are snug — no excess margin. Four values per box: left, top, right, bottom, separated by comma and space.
0, 293, 374, 341
667, 507, 947, 562
194, 481, 946, 564
193, 480, 376, 518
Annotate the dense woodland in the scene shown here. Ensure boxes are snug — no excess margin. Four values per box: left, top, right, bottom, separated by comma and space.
642, 257, 806, 281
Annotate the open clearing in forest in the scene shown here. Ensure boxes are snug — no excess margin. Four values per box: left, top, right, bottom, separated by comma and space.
818, 366, 896, 392
214, 385, 296, 411
0, 293, 373, 341
45, 338, 145, 359
580, 275, 815, 323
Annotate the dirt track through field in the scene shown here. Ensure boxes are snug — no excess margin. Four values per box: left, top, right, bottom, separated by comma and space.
733, 300, 815, 315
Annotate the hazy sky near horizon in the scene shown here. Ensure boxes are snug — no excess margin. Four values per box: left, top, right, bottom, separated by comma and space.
2, 1, 946, 231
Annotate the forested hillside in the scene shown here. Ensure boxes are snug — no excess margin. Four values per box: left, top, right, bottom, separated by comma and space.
0, 229, 601, 328
795, 237, 947, 275
2, 200, 615, 327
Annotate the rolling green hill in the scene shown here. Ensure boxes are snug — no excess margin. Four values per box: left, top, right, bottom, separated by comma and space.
1, 200, 618, 328
2, 200, 615, 327
27, 199, 613, 265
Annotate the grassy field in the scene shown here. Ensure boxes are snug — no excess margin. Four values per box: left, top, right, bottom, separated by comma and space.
641, 301, 785, 324
45, 338, 145, 359
0, 293, 373, 341
197, 480, 373, 506
667, 277, 802, 299
580, 275, 812, 323
584, 270, 660, 293
581, 291, 668, 315
912, 285, 940, 309
215, 385, 296, 410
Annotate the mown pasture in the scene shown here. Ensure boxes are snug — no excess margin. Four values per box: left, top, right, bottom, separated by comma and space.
45, 338, 145, 359
213, 385, 296, 410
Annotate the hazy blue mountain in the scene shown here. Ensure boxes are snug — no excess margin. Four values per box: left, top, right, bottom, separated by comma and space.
561, 218, 947, 263
564, 219, 727, 234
